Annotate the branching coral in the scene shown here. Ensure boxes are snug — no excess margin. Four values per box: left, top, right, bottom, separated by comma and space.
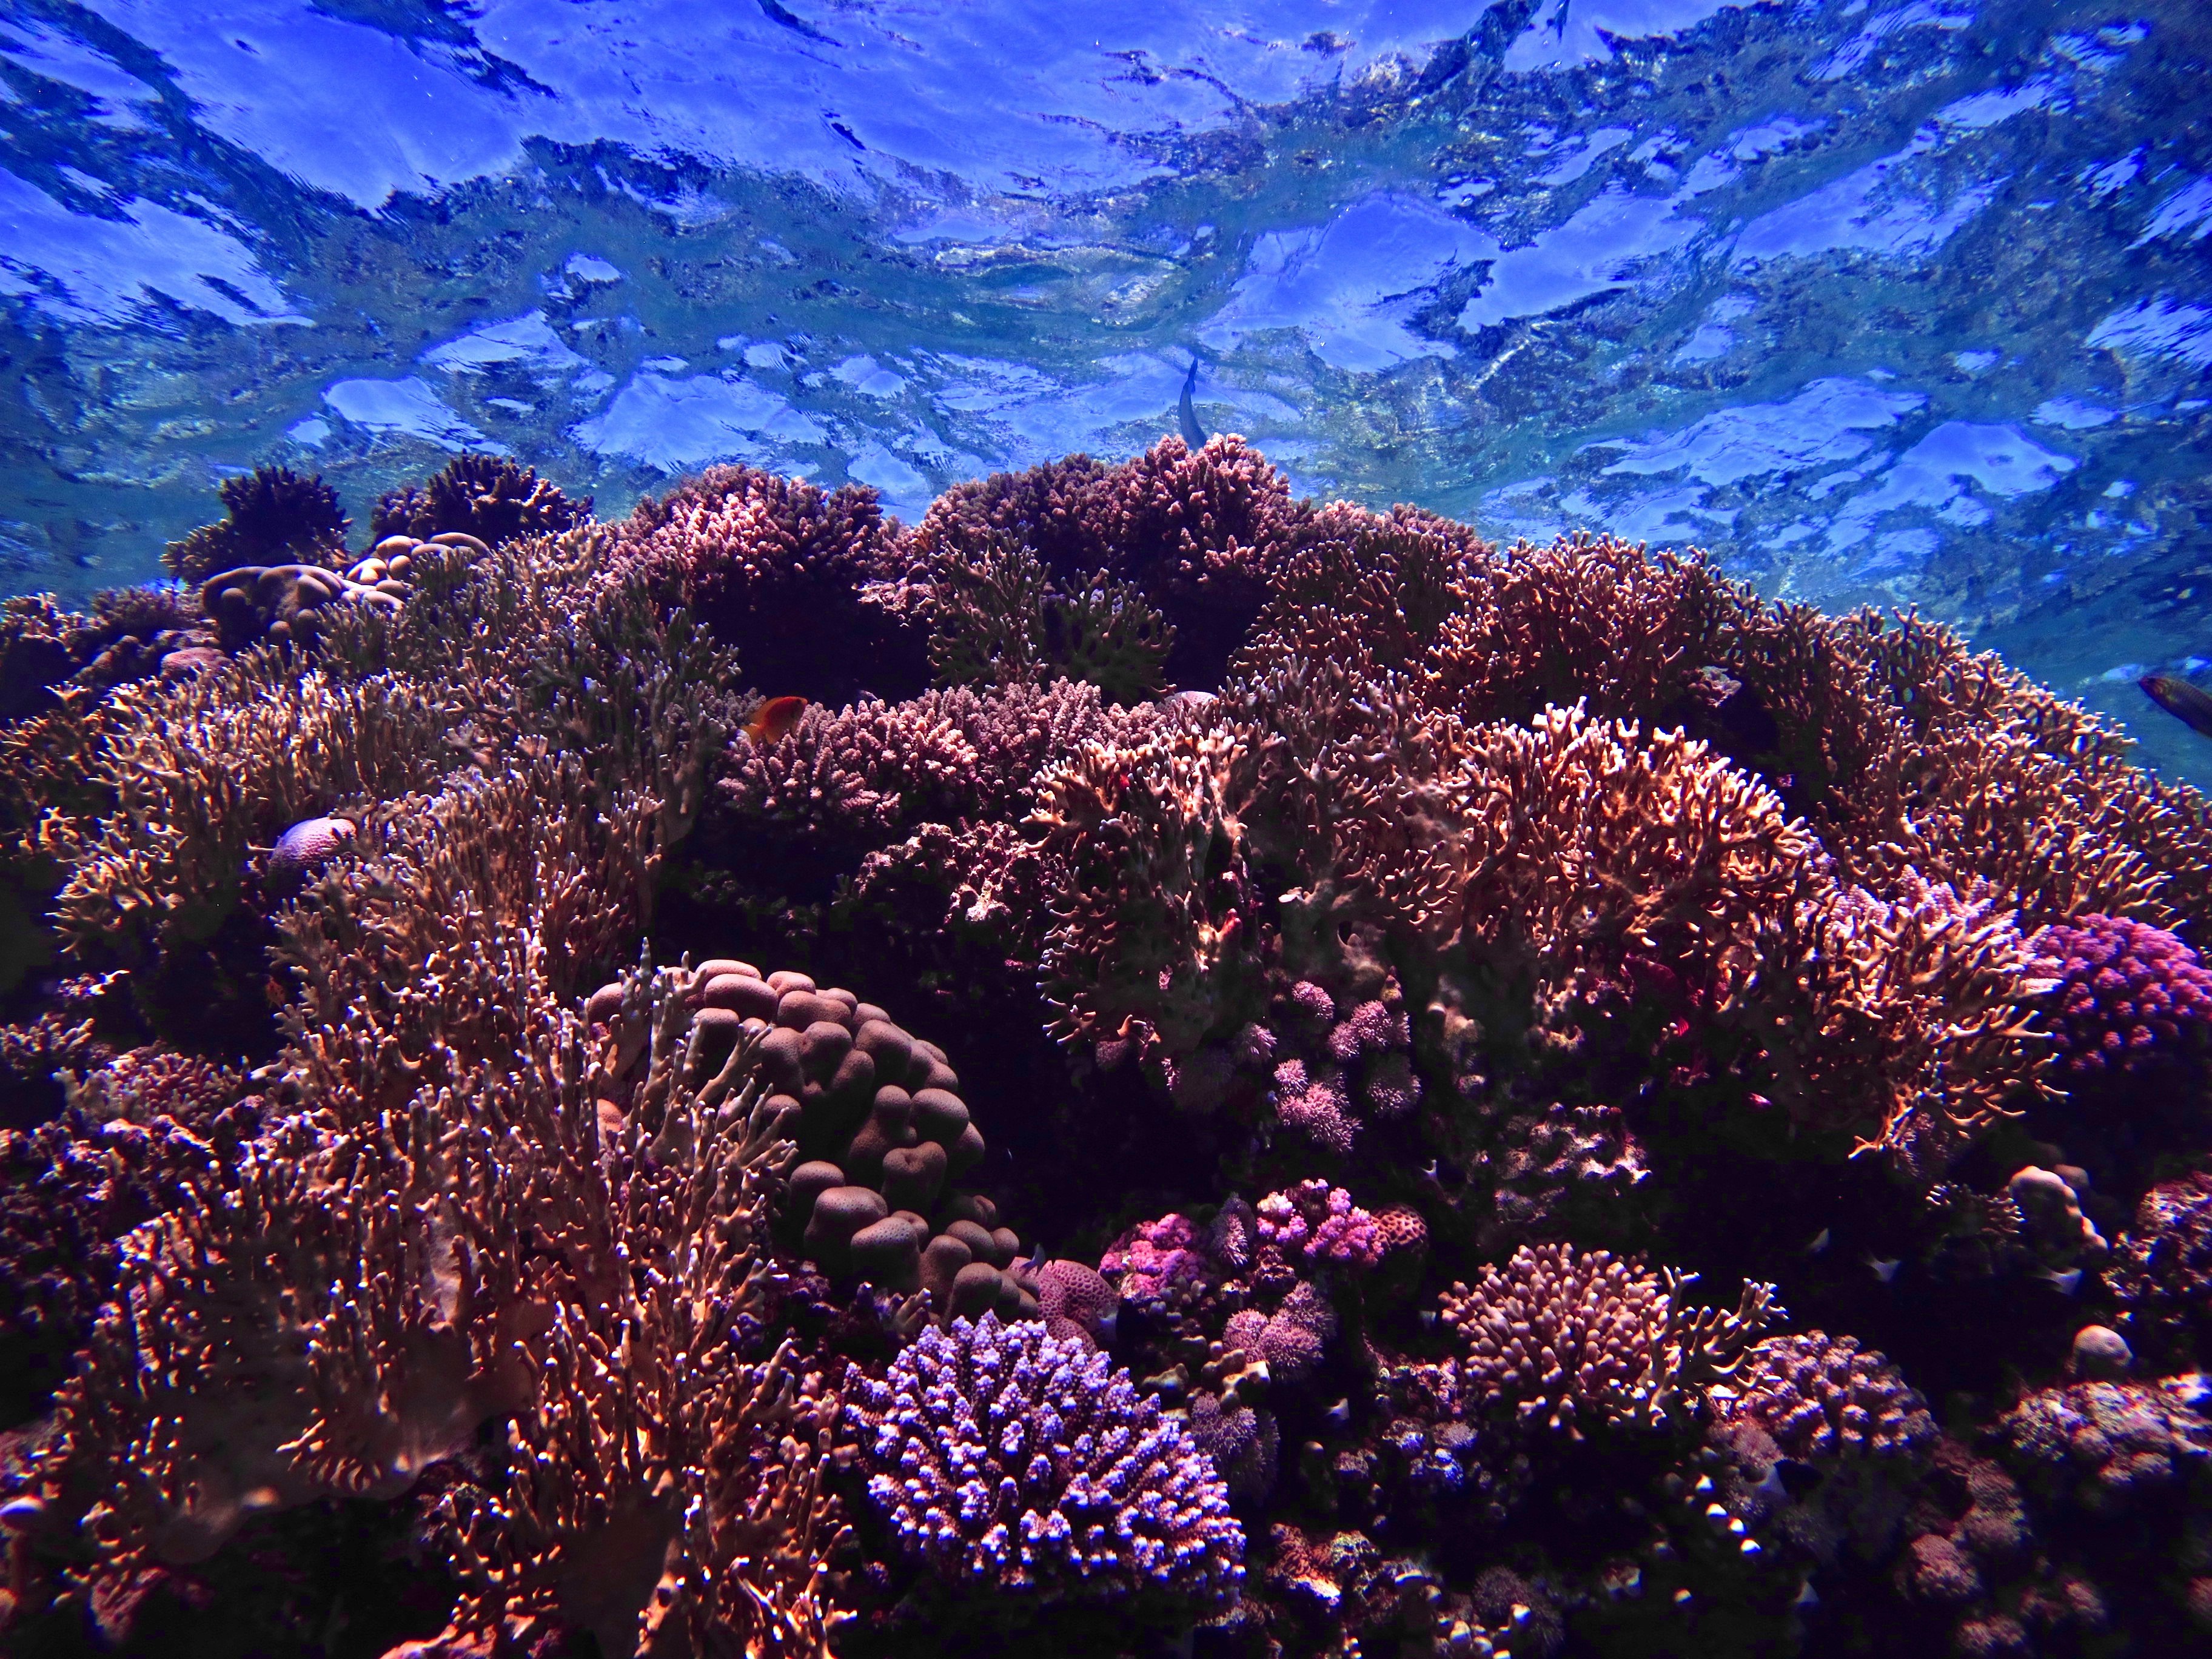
922, 533, 1174, 705
370, 454, 592, 549
163, 466, 350, 584
606, 462, 923, 703
36, 650, 457, 960
846, 1313, 1244, 1612
1438, 1243, 1776, 1435
1030, 722, 1265, 1065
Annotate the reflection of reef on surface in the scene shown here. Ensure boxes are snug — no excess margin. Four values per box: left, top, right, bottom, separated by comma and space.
2, 438, 2211, 1658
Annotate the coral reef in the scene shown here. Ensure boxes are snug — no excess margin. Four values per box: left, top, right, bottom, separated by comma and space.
4, 444, 2212, 1658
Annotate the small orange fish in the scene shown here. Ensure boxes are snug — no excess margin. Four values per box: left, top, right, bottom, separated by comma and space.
743, 695, 808, 746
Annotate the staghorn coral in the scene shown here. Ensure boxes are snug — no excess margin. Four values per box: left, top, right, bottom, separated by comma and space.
35, 649, 456, 961
845, 1313, 1244, 1612
1030, 720, 1264, 1066
922, 532, 1174, 705
2027, 912, 2212, 1074
369, 454, 592, 549
163, 466, 350, 585
1438, 1242, 1776, 1435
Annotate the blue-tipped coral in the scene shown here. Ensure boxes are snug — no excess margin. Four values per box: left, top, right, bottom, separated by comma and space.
845, 1312, 1244, 1611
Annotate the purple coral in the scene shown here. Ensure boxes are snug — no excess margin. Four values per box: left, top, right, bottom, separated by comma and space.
1326, 999, 1406, 1062
1255, 1181, 1382, 1269
2028, 914, 2212, 1074
1101, 1213, 1212, 1306
1271, 1059, 1355, 1155
846, 1314, 1244, 1608
1223, 1281, 1337, 1386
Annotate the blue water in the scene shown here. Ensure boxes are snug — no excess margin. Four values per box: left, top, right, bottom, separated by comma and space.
4, 0, 2209, 775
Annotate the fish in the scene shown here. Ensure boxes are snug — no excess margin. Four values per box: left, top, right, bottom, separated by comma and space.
743, 695, 808, 746
1865, 1254, 1901, 1283
1178, 357, 1206, 449
1806, 1227, 1831, 1255
2028, 1264, 2085, 1295
2140, 674, 2212, 739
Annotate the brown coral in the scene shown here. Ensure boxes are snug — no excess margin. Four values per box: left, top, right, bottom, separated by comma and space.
1029, 722, 1266, 1065
606, 462, 924, 703
1714, 1332, 1936, 1463
369, 454, 592, 549
162, 465, 351, 585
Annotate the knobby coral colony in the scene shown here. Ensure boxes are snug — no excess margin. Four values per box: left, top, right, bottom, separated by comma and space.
4, 440, 2212, 1659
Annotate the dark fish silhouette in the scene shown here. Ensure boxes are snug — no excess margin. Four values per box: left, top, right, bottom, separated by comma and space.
1178, 357, 1206, 449
2141, 674, 2212, 739
743, 694, 808, 746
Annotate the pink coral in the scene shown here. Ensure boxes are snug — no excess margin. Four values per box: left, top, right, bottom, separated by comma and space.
1101, 1213, 1212, 1305
2028, 914, 2212, 1074
1255, 1181, 1382, 1269
1271, 1059, 1355, 1155
1224, 1281, 1336, 1386
1326, 999, 1406, 1062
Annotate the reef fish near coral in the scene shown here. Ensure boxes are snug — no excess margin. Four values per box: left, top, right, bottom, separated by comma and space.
743, 693, 809, 746
2140, 673, 2212, 740
1178, 357, 1207, 451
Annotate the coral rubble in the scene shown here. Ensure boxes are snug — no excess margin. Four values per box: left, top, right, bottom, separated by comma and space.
2, 438, 2210, 1657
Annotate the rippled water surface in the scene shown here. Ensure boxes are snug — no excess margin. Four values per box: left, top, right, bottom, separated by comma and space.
4, 0, 2208, 772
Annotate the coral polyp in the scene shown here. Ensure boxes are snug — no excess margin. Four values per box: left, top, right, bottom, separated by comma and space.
2, 439, 2211, 1658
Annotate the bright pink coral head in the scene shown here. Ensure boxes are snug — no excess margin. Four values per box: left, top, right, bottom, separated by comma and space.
2030, 915, 2212, 1074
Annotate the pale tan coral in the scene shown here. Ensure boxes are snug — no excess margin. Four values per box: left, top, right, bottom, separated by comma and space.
1366, 705, 1817, 1014
36, 650, 455, 959
1438, 1241, 1776, 1435
1029, 722, 1266, 1063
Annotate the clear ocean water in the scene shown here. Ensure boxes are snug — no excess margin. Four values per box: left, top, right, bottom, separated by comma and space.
2, 0, 2208, 776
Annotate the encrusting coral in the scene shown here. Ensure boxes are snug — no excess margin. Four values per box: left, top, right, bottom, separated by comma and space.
4, 440, 2212, 1659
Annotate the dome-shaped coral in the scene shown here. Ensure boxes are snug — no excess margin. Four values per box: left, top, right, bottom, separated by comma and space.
1713, 1332, 1936, 1463
2028, 914, 2212, 1074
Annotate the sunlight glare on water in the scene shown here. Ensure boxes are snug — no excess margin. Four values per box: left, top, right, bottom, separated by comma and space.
3, 0, 2210, 773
